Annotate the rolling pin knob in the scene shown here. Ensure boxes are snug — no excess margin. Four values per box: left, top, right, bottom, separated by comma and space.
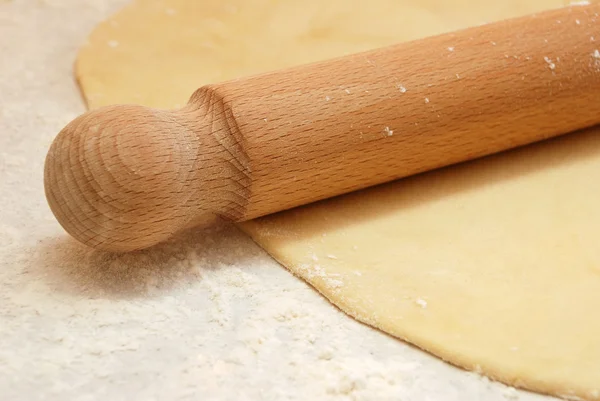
44, 98, 247, 252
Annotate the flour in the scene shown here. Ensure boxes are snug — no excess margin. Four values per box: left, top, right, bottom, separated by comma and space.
544, 56, 556, 70
0, 1, 565, 400
415, 298, 428, 309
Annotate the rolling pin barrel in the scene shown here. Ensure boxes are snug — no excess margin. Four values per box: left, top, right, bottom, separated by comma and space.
45, 4, 600, 252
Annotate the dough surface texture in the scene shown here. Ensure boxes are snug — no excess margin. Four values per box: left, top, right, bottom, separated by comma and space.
76, 1, 600, 400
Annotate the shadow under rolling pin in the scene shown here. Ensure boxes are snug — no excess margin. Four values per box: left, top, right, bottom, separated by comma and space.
45, 3, 600, 252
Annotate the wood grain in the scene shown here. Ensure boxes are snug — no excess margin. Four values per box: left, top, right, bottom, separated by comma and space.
45, 4, 600, 252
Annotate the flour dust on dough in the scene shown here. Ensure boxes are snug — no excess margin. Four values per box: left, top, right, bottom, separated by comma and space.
76, 1, 599, 400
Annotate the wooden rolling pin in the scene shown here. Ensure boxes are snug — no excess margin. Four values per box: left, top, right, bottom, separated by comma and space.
45, 4, 600, 252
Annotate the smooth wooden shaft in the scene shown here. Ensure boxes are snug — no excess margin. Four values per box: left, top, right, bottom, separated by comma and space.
45, 4, 600, 252
219, 4, 600, 219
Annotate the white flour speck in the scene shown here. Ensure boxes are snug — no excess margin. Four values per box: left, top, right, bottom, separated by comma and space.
424, 98, 430, 103
544, 56, 556, 70
503, 387, 520, 399
570, 0, 590, 5
397, 84, 407, 93
455, 73, 460, 78
326, 254, 338, 260
490, 41, 497, 46
447, 46, 455, 52
344, 89, 351, 94
415, 299, 428, 309
593, 50, 600, 59
325, 96, 331, 101
311, 253, 319, 262
576, 19, 581, 25
383, 126, 394, 137
107, 40, 119, 48
327, 279, 344, 289
298, 263, 324, 279
298, 264, 344, 290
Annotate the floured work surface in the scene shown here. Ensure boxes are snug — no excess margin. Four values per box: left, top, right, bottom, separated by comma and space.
76, 0, 600, 399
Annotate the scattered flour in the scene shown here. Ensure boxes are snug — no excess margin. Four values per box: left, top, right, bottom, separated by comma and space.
297, 263, 345, 291
544, 56, 556, 71
0, 1, 563, 400
592, 49, 600, 70
415, 298, 428, 309
503, 386, 520, 399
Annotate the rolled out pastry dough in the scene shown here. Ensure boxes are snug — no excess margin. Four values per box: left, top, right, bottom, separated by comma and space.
76, 1, 600, 400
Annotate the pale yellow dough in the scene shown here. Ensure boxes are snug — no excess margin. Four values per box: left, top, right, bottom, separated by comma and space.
77, 1, 600, 400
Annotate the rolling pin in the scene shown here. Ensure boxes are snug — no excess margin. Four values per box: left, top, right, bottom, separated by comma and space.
45, 3, 600, 252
